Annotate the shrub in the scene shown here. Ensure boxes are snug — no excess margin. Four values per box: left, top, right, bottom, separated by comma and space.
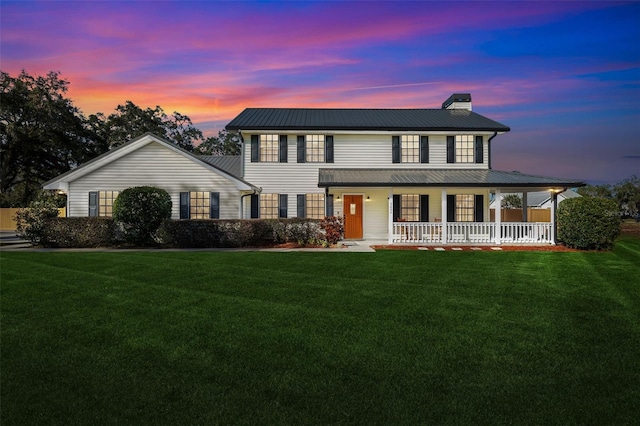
112, 186, 172, 245
15, 193, 61, 245
320, 216, 344, 245
41, 217, 118, 248
158, 219, 321, 248
557, 196, 620, 250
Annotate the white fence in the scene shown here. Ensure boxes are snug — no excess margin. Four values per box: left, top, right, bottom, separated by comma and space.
392, 222, 553, 244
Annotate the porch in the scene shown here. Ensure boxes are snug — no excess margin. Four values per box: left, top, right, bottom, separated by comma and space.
391, 221, 553, 244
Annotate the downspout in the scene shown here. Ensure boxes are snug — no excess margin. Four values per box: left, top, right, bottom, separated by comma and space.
240, 188, 261, 219
487, 131, 498, 169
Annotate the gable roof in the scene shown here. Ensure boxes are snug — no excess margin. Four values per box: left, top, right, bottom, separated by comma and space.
43, 133, 255, 191
226, 108, 510, 132
318, 169, 584, 189
197, 155, 242, 178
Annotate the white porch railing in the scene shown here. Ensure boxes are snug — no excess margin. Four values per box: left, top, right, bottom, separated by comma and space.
391, 222, 553, 244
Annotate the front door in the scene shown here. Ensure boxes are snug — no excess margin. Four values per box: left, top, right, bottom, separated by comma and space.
343, 195, 363, 239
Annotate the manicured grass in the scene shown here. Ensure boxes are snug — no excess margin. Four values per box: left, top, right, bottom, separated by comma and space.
2, 238, 640, 425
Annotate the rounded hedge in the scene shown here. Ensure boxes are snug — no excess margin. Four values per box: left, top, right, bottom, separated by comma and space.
112, 186, 172, 245
557, 196, 620, 250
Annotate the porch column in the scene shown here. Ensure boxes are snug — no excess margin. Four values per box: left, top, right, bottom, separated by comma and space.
551, 191, 558, 244
495, 189, 502, 245
388, 188, 394, 244
522, 191, 528, 222
441, 189, 447, 244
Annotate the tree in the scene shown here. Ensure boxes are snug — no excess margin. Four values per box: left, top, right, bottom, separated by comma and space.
577, 184, 613, 199
0, 70, 97, 207
194, 129, 241, 155
503, 194, 522, 209
613, 175, 640, 218
93, 101, 204, 151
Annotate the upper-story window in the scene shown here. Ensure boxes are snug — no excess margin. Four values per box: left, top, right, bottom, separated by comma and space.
260, 134, 279, 162
305, 135, 325, 163
401, 135, 419, 163
455, 135, 474, 163
447, 135, 483, 164
251, 134, 287, 163
392, 135, 428, 163
297, 135, 334, 163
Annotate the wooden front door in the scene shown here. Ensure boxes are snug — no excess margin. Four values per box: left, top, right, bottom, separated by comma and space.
343, 195, 363, 239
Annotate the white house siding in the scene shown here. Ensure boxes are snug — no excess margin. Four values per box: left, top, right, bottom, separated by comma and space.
242, 132, 492, 219
67, 141, 240, 219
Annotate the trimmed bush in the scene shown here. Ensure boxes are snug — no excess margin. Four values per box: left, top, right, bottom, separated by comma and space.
158, 219, 322, 248
15, 194, 61, 245
112, 186, 172, 245
41, 217, 119, 248
557, 196, 620, 250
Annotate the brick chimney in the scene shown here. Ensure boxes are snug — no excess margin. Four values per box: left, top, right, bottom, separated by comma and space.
442, 93, 472, 111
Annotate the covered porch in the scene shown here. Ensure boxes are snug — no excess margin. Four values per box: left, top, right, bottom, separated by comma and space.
319, 168, 584, 245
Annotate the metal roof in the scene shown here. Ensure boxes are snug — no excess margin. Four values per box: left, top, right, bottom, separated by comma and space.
197, 155, 241, 178
226, 108, 510, 132
318, 169, 584, 188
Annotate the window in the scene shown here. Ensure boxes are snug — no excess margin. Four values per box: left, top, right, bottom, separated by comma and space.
189, 191, 210, 219
456, 194, 475, 222
260, 134, 279, 162
400, 194, 420, 221
401, 135, 419, 163
98, 191, 119, 217
305, 135, 325, 163
456, 135, 474, 163
306, 194, 325, 219
260, 193, 279, 219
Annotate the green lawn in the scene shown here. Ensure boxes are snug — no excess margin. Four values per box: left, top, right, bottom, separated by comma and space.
2, 238, 639, 425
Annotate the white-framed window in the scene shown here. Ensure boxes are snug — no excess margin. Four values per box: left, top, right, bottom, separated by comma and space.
306, 193, 325, 219
401, 135, 419, 163
456, 194, 475, 222
456, 135, 474, 163
98, 191, 119, 217
306, 135, 325, 163
260, 193, 279, 219
401, 194, 420, 221
189, 191, 210, 219
260, 134, 279, 162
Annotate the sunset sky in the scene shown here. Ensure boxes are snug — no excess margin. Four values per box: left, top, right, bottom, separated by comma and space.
2, 1, 639, 184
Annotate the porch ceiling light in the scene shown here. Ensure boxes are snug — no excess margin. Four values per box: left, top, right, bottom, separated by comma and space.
366, 196, 371, 201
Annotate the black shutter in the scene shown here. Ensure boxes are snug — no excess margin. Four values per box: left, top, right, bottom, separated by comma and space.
251, 135, 259, 162
180, 192, 189, 219
326, 194, 334, 216
420, 136, 429, 163
447, 194, 456, 222
250, 194, 259, 218
475, 136, 483, 164
447, 136, 455, 163
279, 135, 288, 163
325, 135, 334, 163
297, 136, 305, 163
474, 194, 484, 222
210, 192, 220, 219
88, 191, 98, 217
420, 195, 429, 222
297, 194, 306, 218
279, 194, 288, 218
393, 194, 401, 221
392, 136, 400, 163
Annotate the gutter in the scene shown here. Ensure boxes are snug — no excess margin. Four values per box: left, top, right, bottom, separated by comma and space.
240, 187, 262, 219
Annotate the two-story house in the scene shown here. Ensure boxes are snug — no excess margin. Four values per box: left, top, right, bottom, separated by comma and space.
44, 93, 584, 244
